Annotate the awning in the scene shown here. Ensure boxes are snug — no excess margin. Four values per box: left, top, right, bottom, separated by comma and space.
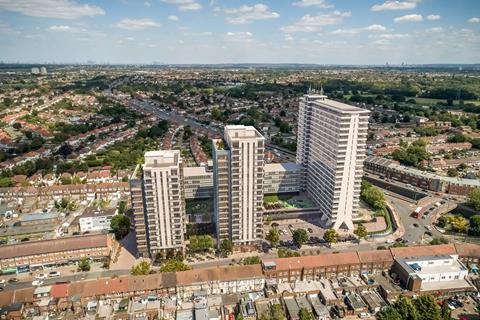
1, 268, 17, 274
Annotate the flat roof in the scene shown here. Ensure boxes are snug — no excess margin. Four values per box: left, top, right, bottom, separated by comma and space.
421, 279, 474, 292
225, 125, 263, 140
21, 212, 59, 221
264, 162, 302, 173
183, 166, 212, 177
80, 206, 116, 218
305, 95, 370, 113
144, 150, 180, 168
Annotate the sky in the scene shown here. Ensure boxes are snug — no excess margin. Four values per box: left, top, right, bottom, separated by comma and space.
0, 0, 479, 65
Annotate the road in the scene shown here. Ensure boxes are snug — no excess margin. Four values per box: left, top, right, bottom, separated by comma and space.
3, 269, 131, 291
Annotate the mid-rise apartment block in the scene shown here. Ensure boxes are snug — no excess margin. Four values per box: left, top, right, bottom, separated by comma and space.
130, 150, 186, 257
213, 125, 265, 250
297, 92, 369, 230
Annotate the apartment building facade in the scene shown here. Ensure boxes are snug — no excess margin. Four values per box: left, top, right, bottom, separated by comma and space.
297, 92, 369, 230
141, 150, 186, 256
213, 125, 265, 250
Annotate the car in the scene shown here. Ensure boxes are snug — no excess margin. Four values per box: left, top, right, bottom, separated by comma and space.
358, 312, 371, 319
35, 273, 47, 279
447, 301, 456, 310
8, 278, 19, 283
425, 231, 433, 236
271, 223, 279, 228
413, 223, 419, 228
386, 239, 394, 244
32, 280, 44, 287
0, 279, 5, 286
307, 228, 313, 233
424, 225, 432, 231
395, 237, 403, 242
48, 271, 60, 277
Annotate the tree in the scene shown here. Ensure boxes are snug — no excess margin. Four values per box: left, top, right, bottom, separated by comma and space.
393, 296, 419, 320
377, 306, 402, 320
265, 215, 273, 225
440, 300, 451, 320
436, 215, 448, 228
413, 295, 442, 320
298, 308, 313, 320
354, 224, 368, 239
469, 215, 480, 236
78, 257, 91, 272
0, 177, 13, 187
219, 239, 233, 256
278, 248, 300, 258
243, 256, 261, 265
323, 229, 338, 245
117, 200, 127, 214
270, 304, 286, 320
468, 188, 480, 211
188, 235, 213, 252
292, 229, 309, 248
160, 259, 190, 272
131, 261, 151, 275
110, 214, 131, 239
361, 181, 386, 210
448, 215, 469, 233
265, 228, 280, 247
57, 143, 73, 159
447, 168, 458, 177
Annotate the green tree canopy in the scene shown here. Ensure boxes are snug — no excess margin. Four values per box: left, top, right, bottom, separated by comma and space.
354, 224, 368, 239
413, 295, 442, 320
292, 229, 309, 248
298, 308, 314, 320
265, 228, 280, 247
188, 235, 213, 252
377, 306, 403, 320
219, 239, 233, 256
323, 229, 338, 244
160, 259, 191, 272
131, 261, 151, 275
111, 214, 131, 239
361, 181, 387, 210
468, 188, 480, 211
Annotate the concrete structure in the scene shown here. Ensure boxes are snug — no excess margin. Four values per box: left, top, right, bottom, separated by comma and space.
130, 165, 148, 257
213, 125, 265, 250
183, 166, 213, 199
142, 150, 186, 256
263, 162, 304, 194
296, 91, 369, 230
393, 254, 470, 292
78, 207, 116, 233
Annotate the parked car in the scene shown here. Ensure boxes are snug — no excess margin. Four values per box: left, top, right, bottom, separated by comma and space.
48, 271, 61, 277
35, 273, 48, 280
358, 313, 371, 319
8, 278, 19, 283
32, 280, 44, 286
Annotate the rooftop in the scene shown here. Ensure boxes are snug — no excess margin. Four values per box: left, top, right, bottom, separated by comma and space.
144, 150, 180, 168
264, 162, 303, 173
305, 94, 370, 114
225, 125, 263, 140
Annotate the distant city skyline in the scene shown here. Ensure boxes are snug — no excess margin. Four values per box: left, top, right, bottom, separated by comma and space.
0, 0, 479, 64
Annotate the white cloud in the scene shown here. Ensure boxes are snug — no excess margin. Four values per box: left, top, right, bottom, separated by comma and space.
144, 1, 151, 7
116, 18, 161, 30
292, 0, 333, 9
225, 31, 253, 42
371, 1, 417, 11
285, 34, 294, 41
330, 24, 387, 36
224, 4, 279, 25
427, 27, 443, 33
0, 0, 105, 19
394, 14, 423, 23
168, 15, 179, 21
370, 33, 410, 39
426, 14, 440, 20
468, 17, 480, 23
48, 25, 85, 33
281, 11, 349, 33
160, 0, 202, 11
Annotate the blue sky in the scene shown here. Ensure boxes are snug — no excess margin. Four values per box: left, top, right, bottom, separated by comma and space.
0, 0, 479, 64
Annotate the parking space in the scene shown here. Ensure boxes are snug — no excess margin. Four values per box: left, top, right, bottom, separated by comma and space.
269, 217, 326, 242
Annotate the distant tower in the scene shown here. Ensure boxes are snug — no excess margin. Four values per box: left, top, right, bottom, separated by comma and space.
297, 91, 370, 230
31, 67, 40, 75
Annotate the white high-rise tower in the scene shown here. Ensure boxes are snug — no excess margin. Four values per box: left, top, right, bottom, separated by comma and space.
297, 91, 369, 230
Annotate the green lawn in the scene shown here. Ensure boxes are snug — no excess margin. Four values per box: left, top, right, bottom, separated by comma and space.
186, 199, 213, 215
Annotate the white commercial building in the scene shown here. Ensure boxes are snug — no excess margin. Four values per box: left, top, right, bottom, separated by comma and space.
142, 150, 186, 255
213, 125, 265, 250
394, 254, 471, 292
78, 207, 117, 233
297, 91, 369, 230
